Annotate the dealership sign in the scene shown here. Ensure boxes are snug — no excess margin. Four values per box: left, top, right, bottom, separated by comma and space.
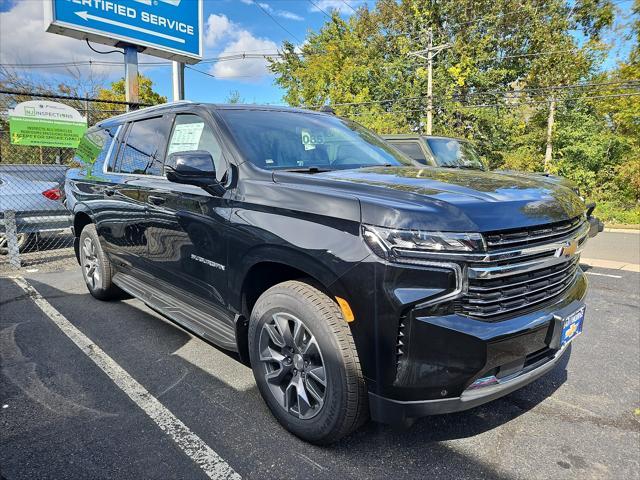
9, 101, 87, 148
45, 0, 203, 63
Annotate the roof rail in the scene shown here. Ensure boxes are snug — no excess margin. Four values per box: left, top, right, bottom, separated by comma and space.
103, 100, 193, 122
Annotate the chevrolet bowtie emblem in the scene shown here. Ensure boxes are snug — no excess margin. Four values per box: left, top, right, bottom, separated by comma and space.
556, 239, 578, 258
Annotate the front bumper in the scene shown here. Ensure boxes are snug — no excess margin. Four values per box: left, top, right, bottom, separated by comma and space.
366, 271, 587, 426
370, 336, 573, 426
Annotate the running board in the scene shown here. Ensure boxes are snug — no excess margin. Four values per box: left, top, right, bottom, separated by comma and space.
112, 272, 237, 351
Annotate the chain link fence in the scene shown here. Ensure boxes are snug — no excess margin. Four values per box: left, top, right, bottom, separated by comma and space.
0, 90, 148, 274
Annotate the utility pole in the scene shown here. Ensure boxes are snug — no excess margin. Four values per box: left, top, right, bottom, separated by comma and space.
544, 96, 556, 172
408, 27, 451, 135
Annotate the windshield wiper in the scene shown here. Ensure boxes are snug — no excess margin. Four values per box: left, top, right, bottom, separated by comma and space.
358, 163, 395, 168
440, 164, 479, 170
282, 167, 332, 173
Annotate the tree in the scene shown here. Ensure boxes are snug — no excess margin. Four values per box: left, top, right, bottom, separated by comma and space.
225, 90, 245, 104
97, 74, 166, 106
270, 0, 640, 223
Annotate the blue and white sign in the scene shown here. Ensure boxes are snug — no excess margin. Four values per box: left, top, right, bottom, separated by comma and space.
45, 0, 203, 63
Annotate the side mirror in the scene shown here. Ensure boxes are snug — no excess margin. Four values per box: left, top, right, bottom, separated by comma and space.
165, 150, 224, 195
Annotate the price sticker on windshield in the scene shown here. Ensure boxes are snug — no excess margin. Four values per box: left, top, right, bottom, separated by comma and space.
301, 129, 325, 150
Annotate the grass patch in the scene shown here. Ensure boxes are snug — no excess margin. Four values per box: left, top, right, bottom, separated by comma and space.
593, 201, 640, 226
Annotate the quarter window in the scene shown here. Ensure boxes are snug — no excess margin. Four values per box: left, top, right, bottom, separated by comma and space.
392, 141, 428, 165
167, 114, 226, 181
76, 127, 117, 169
116, 117, 167, 175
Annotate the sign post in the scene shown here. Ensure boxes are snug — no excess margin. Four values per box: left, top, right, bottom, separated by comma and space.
124, 45, 140, 106
172, 61, 185, 101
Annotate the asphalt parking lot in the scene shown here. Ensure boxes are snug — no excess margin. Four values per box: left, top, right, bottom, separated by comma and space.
1, 265, 639, 480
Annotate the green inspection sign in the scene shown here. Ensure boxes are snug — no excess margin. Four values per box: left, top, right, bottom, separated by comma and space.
9, 100, 87, 148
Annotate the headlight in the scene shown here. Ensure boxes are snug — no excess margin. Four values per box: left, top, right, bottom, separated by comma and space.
362, 224, 485, 258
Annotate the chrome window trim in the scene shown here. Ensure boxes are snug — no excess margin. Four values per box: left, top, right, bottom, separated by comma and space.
102, 124, 122, 175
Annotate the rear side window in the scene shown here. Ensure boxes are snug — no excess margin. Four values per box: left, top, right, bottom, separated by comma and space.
116, 117, 167, 175
75, 127, 117, 169
392, 141, 428, 165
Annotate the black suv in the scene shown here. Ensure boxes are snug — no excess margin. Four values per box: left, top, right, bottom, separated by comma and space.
66, 102, 589, 444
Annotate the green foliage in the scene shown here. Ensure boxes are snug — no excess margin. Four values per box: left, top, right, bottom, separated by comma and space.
270, 0, 639, 222
225, 90, 245, 104
593, 201, 640, 225
97, 74, 166, 105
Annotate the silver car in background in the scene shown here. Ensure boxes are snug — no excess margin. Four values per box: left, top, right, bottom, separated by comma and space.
0, 170, 72, 254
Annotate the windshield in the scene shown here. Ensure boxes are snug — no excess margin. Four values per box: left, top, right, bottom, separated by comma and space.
218, 109, 414, 171
426, 138, 485, 170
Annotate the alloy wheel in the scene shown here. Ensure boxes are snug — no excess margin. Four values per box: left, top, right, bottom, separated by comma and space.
258, 312, 327, 420
81, 236, 101, 289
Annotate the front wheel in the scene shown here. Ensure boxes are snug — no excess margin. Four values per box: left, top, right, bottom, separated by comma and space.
248, 280, 368, 444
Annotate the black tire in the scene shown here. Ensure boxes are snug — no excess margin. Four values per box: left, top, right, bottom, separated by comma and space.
79, 224, 120, 300
248, 280, 368, 444
0, 232, 33, 255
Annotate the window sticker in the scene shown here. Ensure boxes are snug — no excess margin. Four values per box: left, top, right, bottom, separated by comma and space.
168, 122, 205, 155
301, 129, 325, 151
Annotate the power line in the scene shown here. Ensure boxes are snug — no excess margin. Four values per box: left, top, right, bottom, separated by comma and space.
338, 91, 640, 116
304, 79, 640, 108
252, 0, 302, 44
308, 0, 333, 19
184, 65, 262, 80
342, 0, 358, 14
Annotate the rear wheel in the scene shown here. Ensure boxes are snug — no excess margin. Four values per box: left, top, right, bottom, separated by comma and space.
79, 224, 120, 300
249, 280, 368, 444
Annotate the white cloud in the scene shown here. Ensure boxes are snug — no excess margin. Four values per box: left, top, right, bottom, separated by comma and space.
275, 10, 304, 21
204, 14, 234, 47
210, 31, 278, 80
240, 0, 304, 21
309, 0, 361, 15
0, 1, 161, 81
202, 13, 279, 81
0, 3, 282, 86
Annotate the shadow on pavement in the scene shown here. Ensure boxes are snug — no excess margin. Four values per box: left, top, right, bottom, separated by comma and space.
12, 278, 572, 479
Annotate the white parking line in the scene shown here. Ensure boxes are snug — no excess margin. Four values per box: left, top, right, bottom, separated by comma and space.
584, 271, 623, 279
12, 277, 241, 480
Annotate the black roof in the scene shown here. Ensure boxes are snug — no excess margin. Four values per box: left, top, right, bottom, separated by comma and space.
95, 101, 323, 128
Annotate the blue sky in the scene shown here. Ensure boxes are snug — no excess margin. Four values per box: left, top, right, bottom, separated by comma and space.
0, 0, 635, 105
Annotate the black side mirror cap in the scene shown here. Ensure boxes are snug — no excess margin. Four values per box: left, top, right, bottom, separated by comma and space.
165, 150, 225, 196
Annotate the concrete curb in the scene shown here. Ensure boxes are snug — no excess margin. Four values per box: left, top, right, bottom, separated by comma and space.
580, 257, 640, 273
603, 228, 640, 234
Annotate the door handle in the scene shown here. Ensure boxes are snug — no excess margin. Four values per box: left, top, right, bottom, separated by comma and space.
104, 188, 115, 197
148, 195, 166, 206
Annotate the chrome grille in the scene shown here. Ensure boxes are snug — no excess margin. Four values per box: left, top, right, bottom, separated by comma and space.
461, 257, 580, 319
484, 216, 584, 250
458, 218, 589, 320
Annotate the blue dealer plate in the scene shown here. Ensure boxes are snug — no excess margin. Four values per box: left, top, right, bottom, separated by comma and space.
561, 306, 585, 347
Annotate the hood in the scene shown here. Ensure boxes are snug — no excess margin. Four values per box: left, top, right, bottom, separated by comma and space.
494, 170, 581, 194
273, 166, 585, 232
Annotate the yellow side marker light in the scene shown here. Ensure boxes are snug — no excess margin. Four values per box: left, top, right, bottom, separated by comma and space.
335, 296, 355, 323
